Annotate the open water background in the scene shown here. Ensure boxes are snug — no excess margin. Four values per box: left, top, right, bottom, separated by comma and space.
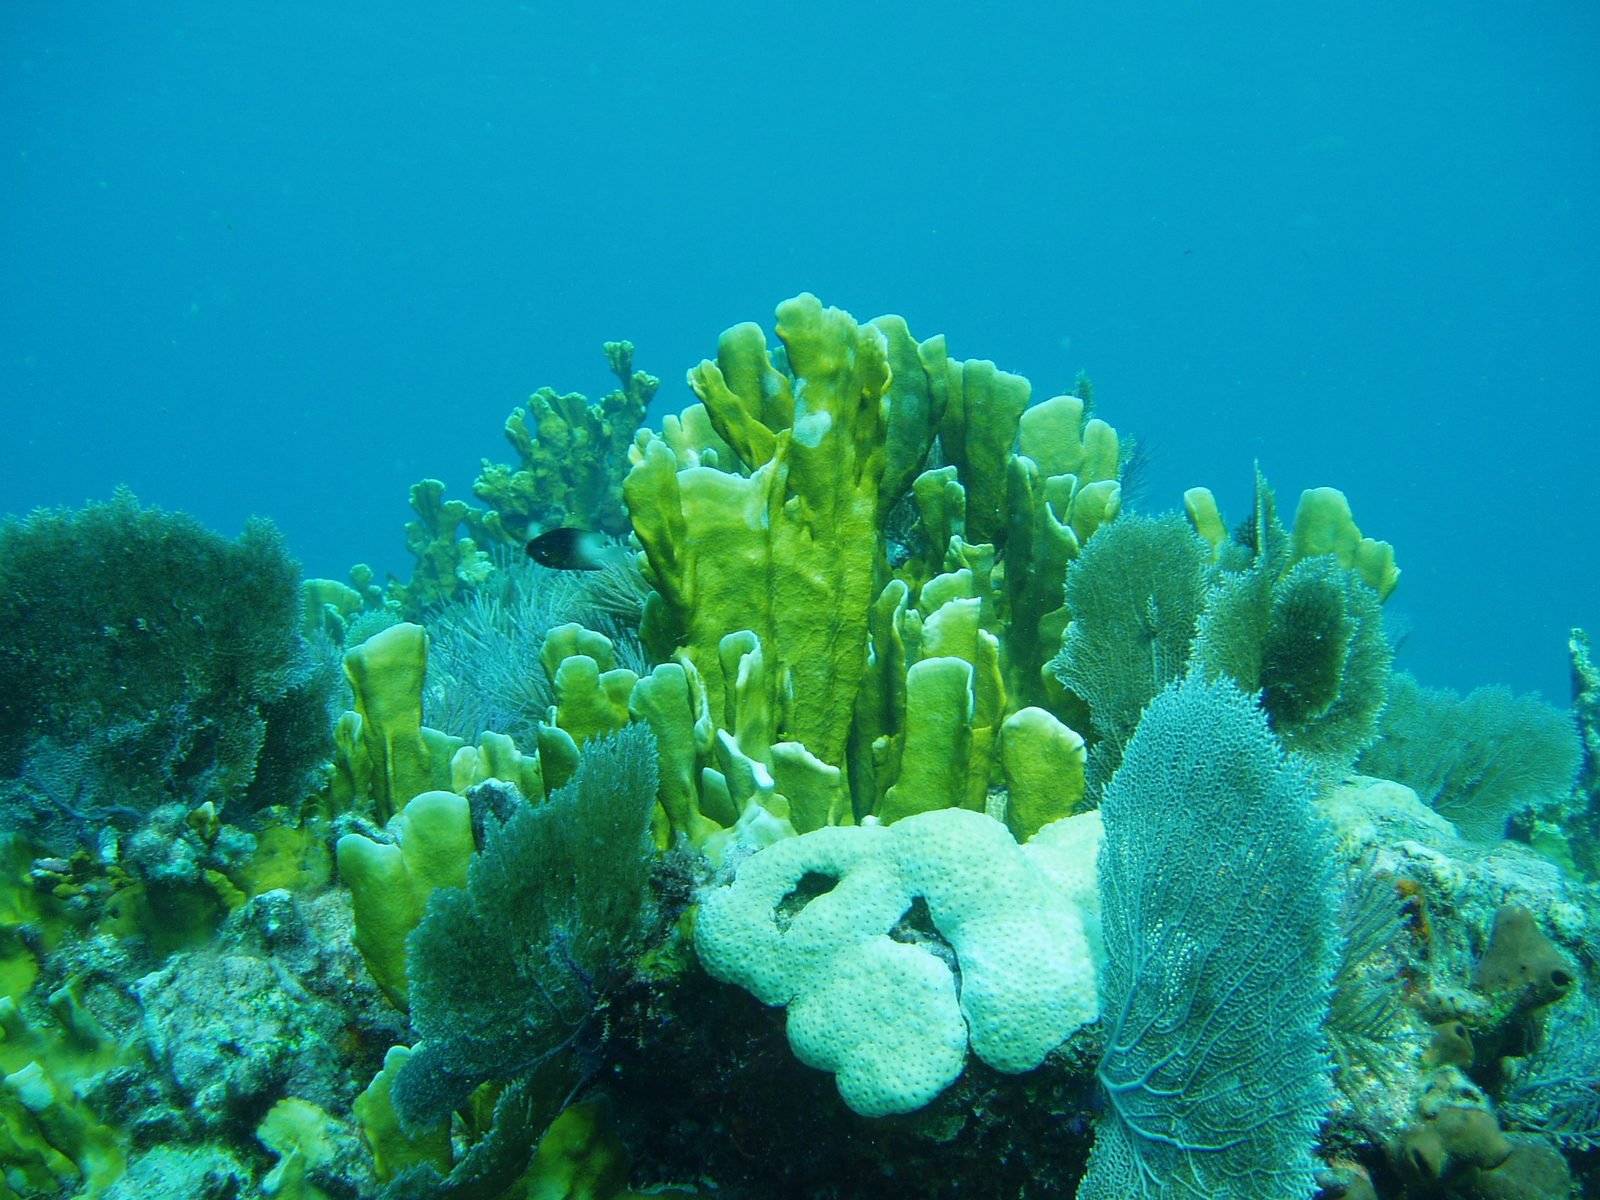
3, 0, 1596, 700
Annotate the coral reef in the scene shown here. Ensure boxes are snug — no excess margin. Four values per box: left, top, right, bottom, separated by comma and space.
134, 891, 382, 1133
5, 295, 1599, 1200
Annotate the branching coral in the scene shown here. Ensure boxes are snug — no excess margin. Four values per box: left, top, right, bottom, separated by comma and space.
622, 294, 1123, 838
625, 295, 895, 783
387, 478, 498, 616
385, 345, 658, 618
473, 341, 660, 542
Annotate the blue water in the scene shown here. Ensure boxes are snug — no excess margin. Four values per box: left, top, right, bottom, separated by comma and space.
3, 0, 1596, 701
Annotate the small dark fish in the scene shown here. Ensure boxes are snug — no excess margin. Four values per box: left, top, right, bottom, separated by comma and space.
526, 526, 607, 571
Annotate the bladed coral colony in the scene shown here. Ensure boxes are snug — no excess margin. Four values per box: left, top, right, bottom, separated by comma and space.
2, 295, 1595, 1200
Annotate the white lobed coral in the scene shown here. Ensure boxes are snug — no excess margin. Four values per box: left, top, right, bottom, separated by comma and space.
694, 807, 1102, 1116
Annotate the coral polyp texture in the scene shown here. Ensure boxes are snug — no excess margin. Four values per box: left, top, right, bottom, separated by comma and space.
693, 807, 1102, 1116
3, 294, 1598, 1200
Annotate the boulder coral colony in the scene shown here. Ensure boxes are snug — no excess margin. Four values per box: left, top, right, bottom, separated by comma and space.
0, 294, 1596, 1199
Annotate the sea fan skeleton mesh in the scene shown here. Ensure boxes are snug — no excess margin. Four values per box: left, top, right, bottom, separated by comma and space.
1502, 1001, 1600, 1150
1078, 674, 1338, 1200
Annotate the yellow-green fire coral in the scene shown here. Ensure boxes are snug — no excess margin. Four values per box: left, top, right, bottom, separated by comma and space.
625, 296, 895, 791
389, 479, 498, 615
621, 293, 1122, 842
0, 979, 129, 1199
334, 622, 583, 1009
473, 341, 660, 542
